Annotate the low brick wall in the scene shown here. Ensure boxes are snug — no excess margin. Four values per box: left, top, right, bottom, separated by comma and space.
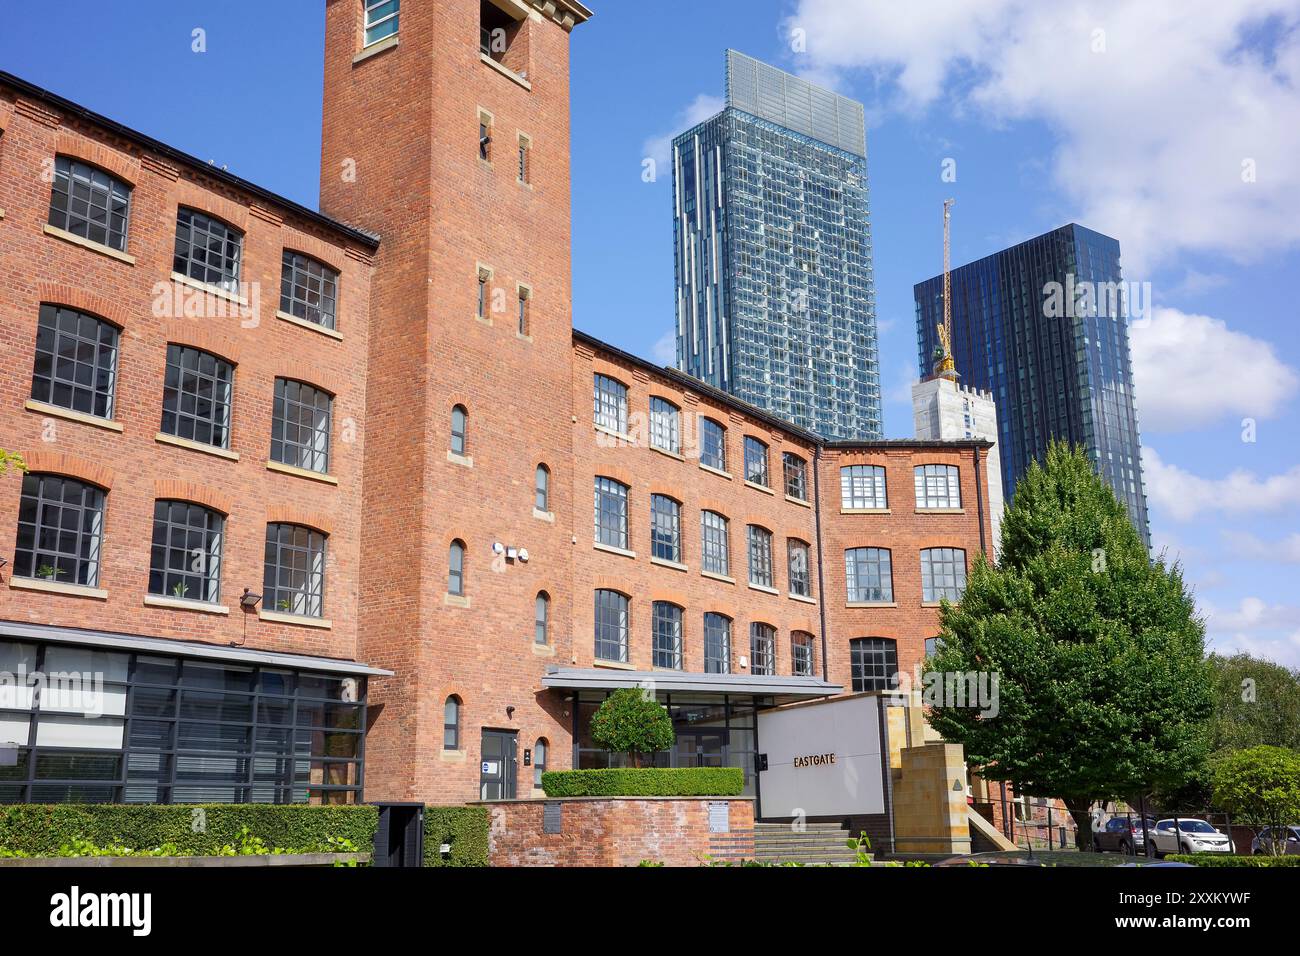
478, 797, 755, 867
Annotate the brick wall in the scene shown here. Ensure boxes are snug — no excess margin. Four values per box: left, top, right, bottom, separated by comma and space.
0, 83, 374, 662
483, 797, 756, 867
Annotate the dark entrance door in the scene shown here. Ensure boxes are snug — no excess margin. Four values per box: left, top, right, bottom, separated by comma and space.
479, 729, 518, 800
371, 803, 424, 867
677, 730, 727, 768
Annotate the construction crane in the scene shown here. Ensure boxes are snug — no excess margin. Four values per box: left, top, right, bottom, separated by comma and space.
934, 198, 957, 378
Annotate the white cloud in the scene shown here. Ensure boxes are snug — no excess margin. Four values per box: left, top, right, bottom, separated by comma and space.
1201, 596, 1300, 666
1221, 529, 1300, 563
1130, 307, 1299, 432
1143, 447, 1300, 522
789, 0, 1300, 271
650, 328, 678, 366
642, 94, 724, 184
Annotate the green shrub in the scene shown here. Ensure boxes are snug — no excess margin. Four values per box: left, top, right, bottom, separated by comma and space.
540, 767, 744, 797
423, 806, 489, 867
1167, 853, 1300, 867
589, 689, 675, 766
0, 804, 376, 857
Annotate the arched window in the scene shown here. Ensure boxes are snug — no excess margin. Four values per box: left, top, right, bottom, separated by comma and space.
846, 547, 893, 603
264, 523, 328, 618
920, 548, 967, 602
791, 631, 816, 677
699, 417, 727, 471
652, 601, 683, 670
535, 591, 550, 644
594, 477, 629, 549
914, 464, 961, 509
592, 374, 628, 433
150, 500, 225, 603
535, 464, 550, 512
533, 738, 548, 788
14, 474, 106, 587
443, 695, 461, 751
704, 613, 731, 674
594, 589, 629, 663
448, 539, 466, 595
31, 304, 120, 420
649, 397, 681, 454
750, 623, 775, 676
48, 156, 132, 252
650, 494, 682, 563
451, 405, 468, 456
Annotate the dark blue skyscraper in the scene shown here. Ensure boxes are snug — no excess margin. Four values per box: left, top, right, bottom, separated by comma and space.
914, 223, 1150, 545
672, 51, 882, 440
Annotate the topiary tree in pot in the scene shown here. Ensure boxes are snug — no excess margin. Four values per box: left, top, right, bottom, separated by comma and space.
589, 688, 675, 768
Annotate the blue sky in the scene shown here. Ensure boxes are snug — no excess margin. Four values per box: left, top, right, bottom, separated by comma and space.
3, 1, 1298, 664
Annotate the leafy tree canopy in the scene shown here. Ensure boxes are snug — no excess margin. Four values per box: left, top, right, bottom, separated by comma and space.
927, 442, 1212, 845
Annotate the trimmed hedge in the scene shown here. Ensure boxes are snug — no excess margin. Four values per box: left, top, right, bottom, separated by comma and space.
423, 806, 489, 867
540, 767, 745, 797
1168, 853, 1300, 867
0, 804, 376, 857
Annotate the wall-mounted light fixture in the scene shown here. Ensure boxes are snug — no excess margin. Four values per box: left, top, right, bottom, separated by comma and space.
239, 588, 262, 610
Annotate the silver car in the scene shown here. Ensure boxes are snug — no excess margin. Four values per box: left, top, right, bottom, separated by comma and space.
1150, 818, 1234, 856
1250, 826, 1300, 856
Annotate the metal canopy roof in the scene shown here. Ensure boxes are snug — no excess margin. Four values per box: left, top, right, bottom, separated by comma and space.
542, 666, 841, 699
0, 619, 394, 677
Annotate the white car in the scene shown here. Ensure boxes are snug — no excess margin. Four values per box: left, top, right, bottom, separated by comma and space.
1149, 818, 1234, 856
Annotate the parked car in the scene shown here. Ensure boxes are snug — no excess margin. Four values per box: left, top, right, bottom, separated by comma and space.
934, 850, 1189, 867
1250, 826, 1300, 856
1149, 818, 1234, 856
1093, 816, 1157, 855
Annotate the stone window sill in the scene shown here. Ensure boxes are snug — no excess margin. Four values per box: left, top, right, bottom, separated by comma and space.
276, 310, 343, 341
9, 577, 107, 600
651, 445, 685, 462
650, 557, 689, 573
144, 594, 229, 615
43, 224, 135, 264
444, 593, 471, 609
259, 609, 331, 629
25, 399, 123, 432
267, 460, 338, 485
789, 593, 816, 605
594, 542, 636, 560
447, 451, 474, 468
744, 480, 775, 496
156, 431, 239, 461
747, 582, 779, 596
480, 53, 532, 90
699, 463, 732, 481
171, 271, 247, 306
785, 495, 811, 508
916, 508, 966, 515
701, 570, 736, 585
532, 508, 555, 523
353, 34, 398, 65
842, 508, 891, 515
847, 601, 898, 609
593, 659, 635, 671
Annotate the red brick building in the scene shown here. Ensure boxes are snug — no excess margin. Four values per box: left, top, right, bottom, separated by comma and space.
0, 0, 994, 814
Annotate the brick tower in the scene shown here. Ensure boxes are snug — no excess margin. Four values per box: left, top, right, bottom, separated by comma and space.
319, 0, 592, 802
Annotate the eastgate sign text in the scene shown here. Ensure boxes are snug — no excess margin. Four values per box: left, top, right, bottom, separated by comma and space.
793, 753, 836, 768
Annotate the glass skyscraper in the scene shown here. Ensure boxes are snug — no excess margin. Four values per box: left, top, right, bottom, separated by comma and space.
914, 223, 1150, 546
672, 51, 882, 440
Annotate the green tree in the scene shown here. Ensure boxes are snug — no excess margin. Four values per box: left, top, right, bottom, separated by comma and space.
927, 442, 1212, 849
1156, 654, 1300, 811
1207, 653, 1300, 752
0, 450, 24, 476
1211, 746, 1300, 855
589, 688, 675, 768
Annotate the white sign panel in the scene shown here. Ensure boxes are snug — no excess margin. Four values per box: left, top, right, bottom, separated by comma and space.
757, 695, 885, 818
